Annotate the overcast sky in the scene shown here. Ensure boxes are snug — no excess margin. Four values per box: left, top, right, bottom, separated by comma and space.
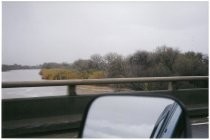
2, 1, 208, 65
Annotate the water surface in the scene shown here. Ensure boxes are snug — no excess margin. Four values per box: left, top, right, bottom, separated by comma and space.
2, 69, 67, 99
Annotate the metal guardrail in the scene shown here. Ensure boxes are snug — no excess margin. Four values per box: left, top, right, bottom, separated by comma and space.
2, 76, 208, 95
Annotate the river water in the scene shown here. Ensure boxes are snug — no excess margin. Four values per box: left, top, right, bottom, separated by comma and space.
2, 69, 67, 99
2, 69, 115, 99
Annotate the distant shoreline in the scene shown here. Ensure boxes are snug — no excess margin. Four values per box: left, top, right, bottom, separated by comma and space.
2, 68, 40, 72
2, 64, 41, 72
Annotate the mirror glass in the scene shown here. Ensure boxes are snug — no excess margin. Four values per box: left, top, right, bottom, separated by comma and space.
82, 96, 183, 138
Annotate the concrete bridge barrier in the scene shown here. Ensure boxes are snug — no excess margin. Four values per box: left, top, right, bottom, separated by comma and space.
2, 76, 208, 137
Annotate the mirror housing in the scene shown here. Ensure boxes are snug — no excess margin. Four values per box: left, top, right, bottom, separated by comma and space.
79, 93, 191, 138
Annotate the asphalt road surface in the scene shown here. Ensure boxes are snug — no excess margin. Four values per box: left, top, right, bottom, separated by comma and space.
190, 117, 208, 138
191, 123, 208, 138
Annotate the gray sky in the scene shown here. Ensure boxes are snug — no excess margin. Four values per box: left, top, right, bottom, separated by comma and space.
2, 1, 208, 65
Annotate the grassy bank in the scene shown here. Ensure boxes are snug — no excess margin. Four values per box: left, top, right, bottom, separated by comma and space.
39, 69, 106, 80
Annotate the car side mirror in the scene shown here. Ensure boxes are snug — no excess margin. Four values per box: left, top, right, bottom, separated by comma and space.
79, 94, 191, 138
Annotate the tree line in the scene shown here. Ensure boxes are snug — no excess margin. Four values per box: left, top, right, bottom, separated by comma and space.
3, 46, 208, 90
41, 46, 208, 77
39, 46, 208, 90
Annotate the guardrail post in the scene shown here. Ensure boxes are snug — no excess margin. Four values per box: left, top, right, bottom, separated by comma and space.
67, 85, 76, 96
168, 81, 177, 91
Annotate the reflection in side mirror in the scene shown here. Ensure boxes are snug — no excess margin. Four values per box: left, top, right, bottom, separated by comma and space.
80, 95, 191, 138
